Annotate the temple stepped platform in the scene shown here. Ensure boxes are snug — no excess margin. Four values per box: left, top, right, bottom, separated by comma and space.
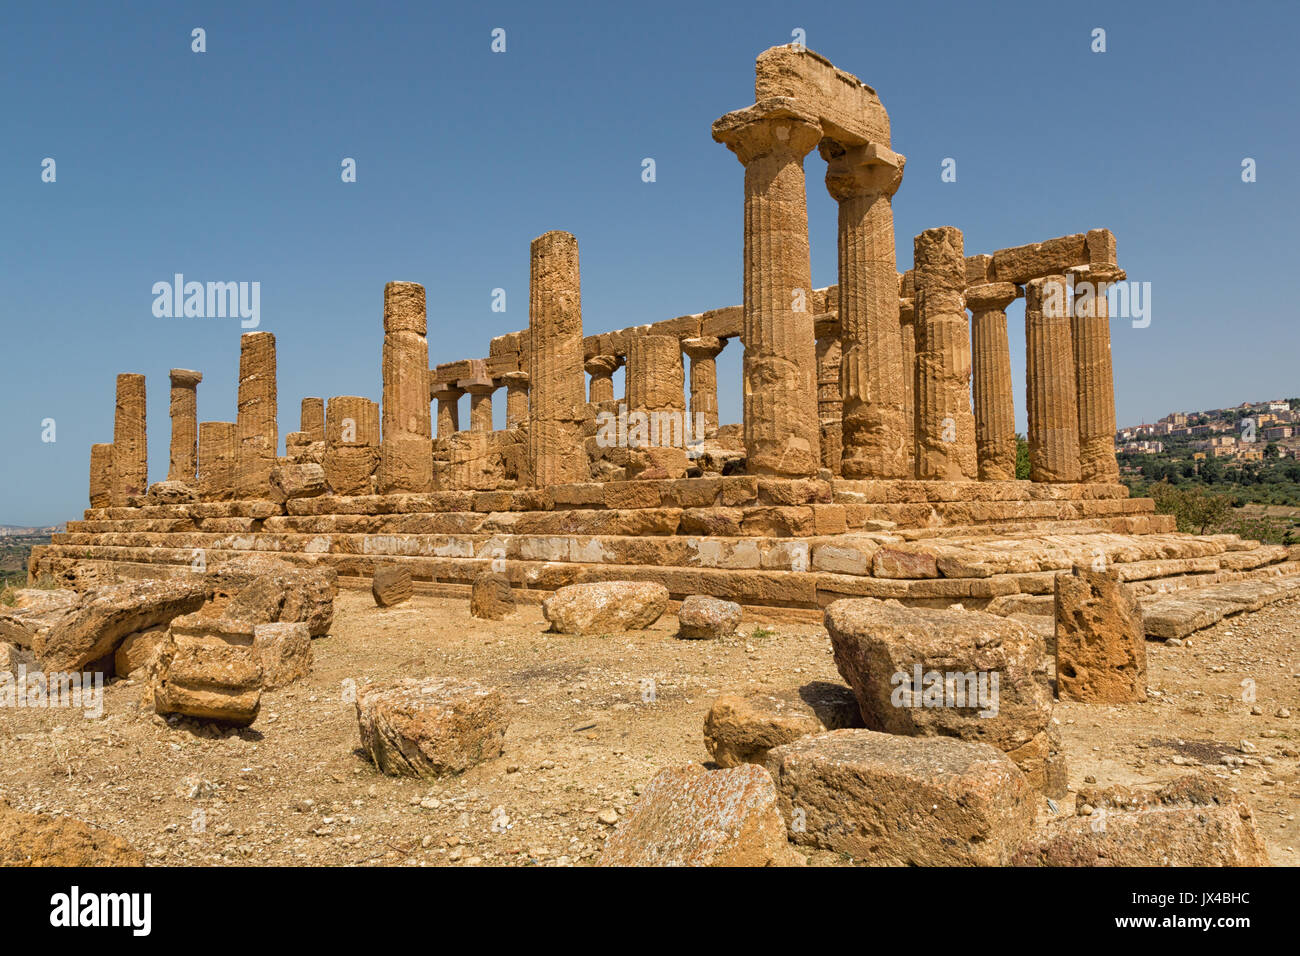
30, 478, 1299, 614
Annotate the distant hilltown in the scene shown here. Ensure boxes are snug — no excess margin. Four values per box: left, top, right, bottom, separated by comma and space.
1117, 398, 1300, 461
0, 525, 61, 537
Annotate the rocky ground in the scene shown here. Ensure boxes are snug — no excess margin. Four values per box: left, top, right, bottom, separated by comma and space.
1, 588, 1297, 866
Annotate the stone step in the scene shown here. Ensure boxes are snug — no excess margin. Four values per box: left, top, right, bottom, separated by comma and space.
1139, 574, 1300, 640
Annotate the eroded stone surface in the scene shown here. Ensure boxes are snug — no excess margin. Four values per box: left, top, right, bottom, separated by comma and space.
356, 678, 508, 778
704, 683, 862, 767
543, 581, 668, 635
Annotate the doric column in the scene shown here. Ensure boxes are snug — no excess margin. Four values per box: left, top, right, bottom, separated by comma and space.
89, 443, 114, 509
198, 421, 237, 500
681, 336, 724, 439
462, 377, 496, 433
585, 354, 620, 405
167, 369, 202, 484
1068, 264, 1123, 483
626, 333, 686, 414
430, 381, 463, 438
898, 297, 917, 477
912, 227, 977, 480
301, 398, 325, 443
324, 396, 381, 496
379, 281, 433, 493
528, 230, 588, 487
814, 328, 842, 474
1025, 275, 1081, 482
111, 372, 147, 505
823, 141, 908, 479
500, 371, 530, 427
712, 100, 822, 477
966, 282, 1019, 481
235, 331, 277, 498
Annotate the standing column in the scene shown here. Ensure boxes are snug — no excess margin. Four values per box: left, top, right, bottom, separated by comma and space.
681, 336, 724, 438
235, 331, 277, 498
301, 398, 325, 443
89, 443, 114, 509
713, 101, 822, 477
899, 297, 917, 477
430, 382, 463, 438
528, 230, 588, 486
462, 378, 496, 433
167, 369, 202, 484
500, 371, 530, 427
823, 142, 908, 479
111, 373, 147, 505
585, 355, 620, 405
966, 282, 1019, 480
1025, 275, 1082, 482
814, 331, 842, 474
324, 396, 381, 495
378, 281, 434, 493
626, 334, 685, 413
912, 227, 977, 480
198, 421, 237, 500
1068, 264, 1123, 483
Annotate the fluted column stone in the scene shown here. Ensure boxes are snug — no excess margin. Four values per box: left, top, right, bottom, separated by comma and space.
967, 282, 1019, 481
235, 331, 277, 498
167, 369, 202, 484
1025, 275, 1081, 482
379, 281, 434, 493
1068, 264, 1123, 483
111, 373, 147, 505
528, 230, 588, 487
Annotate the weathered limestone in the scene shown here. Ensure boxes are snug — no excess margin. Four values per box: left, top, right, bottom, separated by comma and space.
430, 381, 463, 438
111, 373, 147, 505
152, 639, 262, 726
1054, 565, 1145, 702
88, 442, 114, 509
301, 397, 325, 443
197, 421, 237, 500
967, 282, 1019, 481
356, 678, 508, 778
898, 297, 916, 475
585, 354, 620, 405
462, 376, 495, 434
713, 99, 822, 477
543, 581, 669, 635
470, 571, 515, 620
814, 329, 842, 473
500, 371, 530, 428
626, 334, 685, 415
681, 337, 724, 438
912, 228, 976, 480
823, 142, 908, 479
1069, 261, 1122, 483
166, 369, 202, 484
1025, 276, 1081, 482
371, 565, 412, 607
378, 281, 433, 494
676, 594, 742, 639
235, 332, 278, 498
754, 45, 890, 148
528, 231, 588, 486
252, 622, 312, 690
704, 683, 863, 767
324, 396, 380, 496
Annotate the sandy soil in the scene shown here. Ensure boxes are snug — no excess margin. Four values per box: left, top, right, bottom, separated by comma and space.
1, 589, 1297, 866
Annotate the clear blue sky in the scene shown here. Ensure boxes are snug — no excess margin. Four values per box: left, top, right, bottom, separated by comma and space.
2, 0, 1296, 525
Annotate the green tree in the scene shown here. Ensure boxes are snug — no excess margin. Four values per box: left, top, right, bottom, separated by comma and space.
1015, 433, 1030, 480
1148, 480, 1234, 534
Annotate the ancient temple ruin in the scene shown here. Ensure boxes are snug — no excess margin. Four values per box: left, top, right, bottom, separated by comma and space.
32, 47, 1295, 609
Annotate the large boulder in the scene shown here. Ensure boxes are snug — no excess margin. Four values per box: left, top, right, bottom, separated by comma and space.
704, 683, 863, 768
205, 558, 336, 636
33, 579, 210, 672
825, 598, 1053, 779
1013, 776, 1269, 866
151, 639, 262, 726
676, 595, 742, 640
543, 581, 668, 635
766, 729, 1035, 866
1054, 566, 1145, 702
598, 764, 801, 867
252, 622, 312, 689
0, 801, 144, 866
356, 678, 508, 778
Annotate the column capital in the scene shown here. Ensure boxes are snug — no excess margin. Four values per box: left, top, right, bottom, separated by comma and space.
584, 354, 621, 377
712, 98, 822, 166
1067, 263, 1127, 286
169, 368, 203, 388
965, 281, 1019, 313
430, 381, 463, 402
500, 370, 530, 387
458, 377, 495, 396
681, 336, 724, 360
822, 141, 906, 202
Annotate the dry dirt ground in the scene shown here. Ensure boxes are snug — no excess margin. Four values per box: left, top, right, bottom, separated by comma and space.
2, 589, 1298, 867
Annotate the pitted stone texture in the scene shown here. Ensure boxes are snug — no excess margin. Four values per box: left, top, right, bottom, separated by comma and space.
2, 642, 34, 676
1025, 277, 1081, 482
205, 557, 337, 637
235, 332, 278, 498
598, 763, 800, 867
89, 442, 114, 509
676, 595, 742, 639
152, 639, 262, 726
33, 579, 210, 673
252, 622, 312, 689
325, 396, 380, 496
114, 626, 168, 678
371, 565, 413, 608
681, 338, 723, 438
146, 480, 197, 504
198, 421, 238, 500
543, 581, 669, 635
356, 678, 508, 778
470, 571, 515, 620
300, 397, 325, 443
379, 281, 434, 493
112, 373, 148, 505
704, 683, 863, 767
167, 368, 202, 484
626, 334, 685, 415
1054, 566, 1145, 702
766, 729, 1035, 865
271, 461, 327, 500
824, 599, 1052, 756
528, 231, 588, 487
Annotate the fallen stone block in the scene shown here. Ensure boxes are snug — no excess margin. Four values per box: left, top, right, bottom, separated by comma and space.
766, 729, 1035, 866
271, 462, 327, 500
146, 480, 198, 504
1, 641, 34, 676
598, 764, 801, 867
1055, 566, 1145, 703
676, 595, 742, 639
207, 558, 336, 636
1139, 595, 1236, 640
543, 581, 668, 635
469, 571, 515, 620
152, 639, 262, 726
114, 626, 168, 678
252, 622, 312, 689
356, 678, 508, 778
371, 565, 412, 608
704, 683, 862, 768
0, 800, 144, 867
